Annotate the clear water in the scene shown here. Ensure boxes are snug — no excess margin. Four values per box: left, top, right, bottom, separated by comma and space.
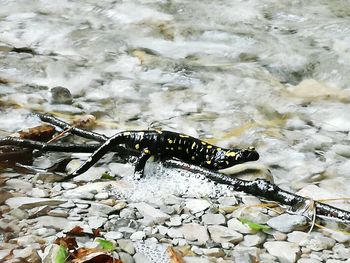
1, 0, 350, 196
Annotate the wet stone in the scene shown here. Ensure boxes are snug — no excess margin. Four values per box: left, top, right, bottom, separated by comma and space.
167, 227, 183, 238
165, 215, 182, 227
120, 208, 136, 219
202, 248, 225, 257
5, 197, 66, 209
132, 202, 170, 225
5, 179, 32, 192
104, 231, 123, 240
240, 232, 266, 247
30, 188, 49, 198
88, 202, 116, 216
218, 196, 238, 206
179, 223, 209, 246
227, 218, 255, 234
114, 201, 127, 211
332, 244, 350, 260
287, 231, 308, 245
119, 252, 135, 263
130, 231, 146, 240
95, 192, 109, 200
297, 259, 322, 263
118, 239, 136, 255
88, 216, 107, 229
35, 216, 71, 230
60, 182, 77, 190
63, 190, 94, 200
300, 233, 336, 251
133, 253, 152, 263
50, 86, 73, 104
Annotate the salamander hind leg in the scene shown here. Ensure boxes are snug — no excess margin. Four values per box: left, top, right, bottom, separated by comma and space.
134, 148, 152, 179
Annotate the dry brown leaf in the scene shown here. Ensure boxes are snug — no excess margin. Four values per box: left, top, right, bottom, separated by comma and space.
18, 124, 55, 141
167, 246, 184, 263
55, 236, 78, 250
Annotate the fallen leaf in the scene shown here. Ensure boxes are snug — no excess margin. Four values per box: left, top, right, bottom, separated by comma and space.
95, 238, 116, 251
239, 218, 270, 231
55, 245, 68, 263
18, 124, 55, 142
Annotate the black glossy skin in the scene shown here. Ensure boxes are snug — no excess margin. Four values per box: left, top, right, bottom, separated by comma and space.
71, 130, 259, 178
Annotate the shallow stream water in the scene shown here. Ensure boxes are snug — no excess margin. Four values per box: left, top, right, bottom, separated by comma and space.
1, 0, 350, 203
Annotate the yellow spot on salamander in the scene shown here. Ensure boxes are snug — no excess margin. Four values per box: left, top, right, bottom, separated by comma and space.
180, 134, 189, 138
191, 156, 195, 160
217, 147, 222, 151
206, 160, 211, 165
166, 147, 169, 150
156, 130, 162, 134
186, 148, 189, 154
123, 132, 130, 136
171, 147, 174, 151
178, 146, 182, 150
168, 139, 173, 144
207, 145, 212, 149
144, 149, 150, 154
226, 151, 236, 157
225, 161, 229, 165
201, 141, 207, 145
191, 142, 196, 149
135, 144, 140, 150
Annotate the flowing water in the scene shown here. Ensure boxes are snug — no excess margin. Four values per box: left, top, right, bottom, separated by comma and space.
1, 1, 350, 197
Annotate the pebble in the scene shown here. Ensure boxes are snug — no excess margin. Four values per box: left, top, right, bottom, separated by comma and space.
167, 227, 183, 238
202, 213, 226, 225
89, 202, 116, 216
332, 244, 350, 260
119, 252, 135, 263
287, 231, 309, 244
218, 196, 238, 206
5, 197, 66, 209
114, 201, 127, 211
59, 200, 76, 208
63, 190, 95, 200
165, 215, 182, 227
35, 216, 71, 230
120, 208, 136, 219
10, 208, 29, 220
207, 225, 243, 244
300, 233, 336, 251
297, 258, 322, 263
133, 253, 152, 263
30, 188, 49, 198
132, 202, 170, 225
5, 179, 32, 192
179, 223, 209, 245
264, 241, 300, 263
105, 231, 124, 240
240, 232, 266, 247
118, 239, 136, 255
267, 214, 308, 233
227, 218, 255, 234
185, 199, 211, 214
202, 248, 225, 257
95, 192, 109, 200
87, 216, 108, 229
130, 231, 146, 240
60, 182, 77, 190
15, 235, 45, 246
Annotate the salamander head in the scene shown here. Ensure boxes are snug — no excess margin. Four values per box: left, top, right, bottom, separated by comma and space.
225, 146, 259, 166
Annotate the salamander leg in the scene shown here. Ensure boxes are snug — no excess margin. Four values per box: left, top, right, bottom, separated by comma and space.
134, 148, 152, 179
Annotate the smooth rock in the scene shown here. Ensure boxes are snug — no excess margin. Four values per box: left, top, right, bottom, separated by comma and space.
13, 247, 35, 258
5, 197, 66, 209
264, 241, 300, 263
35, 216, 71, 230
287, 231, 308, 245
88, 216, 108, 229
202, 248, 225, 257
183, 257, 212, 263
207, 225, 243, 244
10, 208, 29, 220
120, 208, 136, 219
133, 253, 152, 263
88, 202, 116, 216
118, 239, 136, 255
15, 235, 45, 246
63, 190, 94, 200
240, 232, 266, 247
157, 225, 168, 235
185, 199, 210, 214
162, 194, 183, 205
105, 231, 123, 240
59, 200, 76, 208
297, 259, 322, 263
30, 188, 49, 198
332, 244, 350, 260
267, 214, 307, 233
130, 231, 146, 240
132, 202, 170, 225
179, 223, 209, 245
95, 192, 109, 200
300, 233, 336, 251
165, 215, 182, 227
61, 182, 77, 190
119, 252, 135, 263
218, 196, 238, 206
5, 179, 32, 192
167, 227, 183, 238
227, 218, 255, 234
202, 213, 226, 225
114, 201, 127, 211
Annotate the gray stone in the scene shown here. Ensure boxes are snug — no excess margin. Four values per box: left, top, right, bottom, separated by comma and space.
179, 223, 209, 245
162, 194, 183, 205
118, 239, 135, 255
287, 231, 308, 245
207, 225, 243, 244
297, 259, 322, 263
165, 215, 182, 227
15, 235, 45, 246
59, 200, 76, 208
133, 253, 152, 263
30, 188, 49, 198
6, 179, 32, 192
47, 209, 69, 218
13, 247, 35, 258
114, 201, 127, 211
63, 190, 94, 200
88, 202, 116, 216
264, 241, 300, 263
167, 227, 183, 238
227, 218, 255, 234
300, 233, 336, 251
332, 244, 350, 260
119, 252, 135, 263
202, 213, 226, 225
267, 214, 307, 233
185, 199, 210, 214
61, 182, 77, 190
183, 257, 212, 263
10, 208, 29, 220
35, 216, 71, 230
5, 197, 66, 209
132, 202, 170, 225
202, 248, 225, 257
157, 225, 168, 235
240, 232, 266, 247
120, 208, 136, 219
88, 216, 107, 229
105, 231, 123, 240
218, 196, 238, 206
130, 231, 146, 240
95, 192, 109, 200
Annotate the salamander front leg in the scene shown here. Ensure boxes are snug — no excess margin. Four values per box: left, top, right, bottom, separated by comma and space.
134, 148, 152, 179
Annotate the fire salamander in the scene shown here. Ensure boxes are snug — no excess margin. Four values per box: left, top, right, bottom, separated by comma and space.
70, 130, 259, 178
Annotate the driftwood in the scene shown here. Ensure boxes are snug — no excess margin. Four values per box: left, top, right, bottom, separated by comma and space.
1, 113, 350, 223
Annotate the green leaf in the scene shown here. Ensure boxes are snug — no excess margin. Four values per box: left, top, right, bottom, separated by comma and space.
239, 218, 270, 231
101, 171, 114, 180
96, 238, 116, 251
55, 245, 67, 263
